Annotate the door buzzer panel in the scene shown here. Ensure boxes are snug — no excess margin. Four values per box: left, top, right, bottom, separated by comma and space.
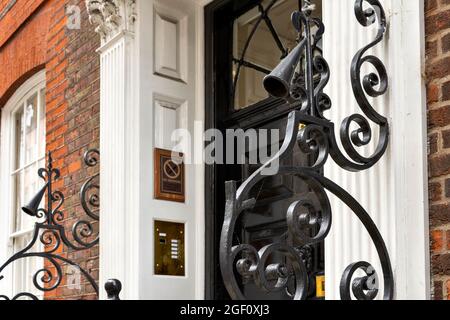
154, 220, 185, 276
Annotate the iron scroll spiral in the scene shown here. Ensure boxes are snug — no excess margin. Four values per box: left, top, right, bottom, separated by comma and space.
74, 149, 100, 247
220, 0, 394, 300
339, 0, 389, 171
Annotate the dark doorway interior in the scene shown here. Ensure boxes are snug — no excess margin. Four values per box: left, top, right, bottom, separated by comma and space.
204, 0, 324, 300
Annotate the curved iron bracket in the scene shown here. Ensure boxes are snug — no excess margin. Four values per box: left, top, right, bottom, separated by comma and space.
220, 0, 393, 300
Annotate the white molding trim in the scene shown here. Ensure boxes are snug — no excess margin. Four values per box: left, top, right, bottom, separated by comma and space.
2, 71, 46, 112
194, 1, 206, 299
153, 4, 189, 83
96, 30, 134, 53
0, 70, 46, 297
389, 0, 429, 300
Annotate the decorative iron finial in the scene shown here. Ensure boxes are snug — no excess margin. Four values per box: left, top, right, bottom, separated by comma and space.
302, 0, 316, 14
105, 279, 122, 300
48, 150, 53, 166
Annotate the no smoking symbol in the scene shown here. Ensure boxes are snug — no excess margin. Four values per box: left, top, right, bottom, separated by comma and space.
163, 159, 181, 179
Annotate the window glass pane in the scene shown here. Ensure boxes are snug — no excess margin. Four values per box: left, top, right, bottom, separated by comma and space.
232, 0, 323, 110
13, 171, 23, 233
38, 89, 46, 157
25, 94, 38, 164
13, 233, 42, 299
233, 65, 269, 109
23, 164, 38, 229
14, 165, 38, 233
233, 0, 298, 109
12, 236, 26, 292
38, 158, 45, 176
14, 108, 25, 170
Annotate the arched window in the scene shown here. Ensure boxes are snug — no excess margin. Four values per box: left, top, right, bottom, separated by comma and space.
0, 71, 46, 297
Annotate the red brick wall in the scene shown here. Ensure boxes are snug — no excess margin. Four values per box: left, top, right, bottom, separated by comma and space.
0, 0, 49, 106
45, 0, 100, 300
0, 0, 46, 47
426, 0, 450, 301
47, 0, 100, 299
0, 0, 100, 300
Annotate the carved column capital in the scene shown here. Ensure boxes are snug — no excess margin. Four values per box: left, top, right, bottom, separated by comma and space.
86, 0, 136, 41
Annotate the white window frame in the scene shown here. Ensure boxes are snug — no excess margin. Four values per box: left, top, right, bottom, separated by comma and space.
0, 70, 46, 297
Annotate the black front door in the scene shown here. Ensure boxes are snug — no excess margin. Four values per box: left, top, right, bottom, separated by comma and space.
205, 0, 324, 300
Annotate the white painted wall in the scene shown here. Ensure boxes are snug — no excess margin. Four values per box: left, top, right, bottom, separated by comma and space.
136, 0, 204, 299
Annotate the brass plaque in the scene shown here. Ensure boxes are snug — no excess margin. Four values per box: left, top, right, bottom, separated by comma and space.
154, 148, 185, 202
154, 220, 185, 276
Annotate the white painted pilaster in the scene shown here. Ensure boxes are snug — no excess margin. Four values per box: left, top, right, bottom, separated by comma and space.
323, 0, 429, 300
388, 0, 429, 300
86, 0, 140, 300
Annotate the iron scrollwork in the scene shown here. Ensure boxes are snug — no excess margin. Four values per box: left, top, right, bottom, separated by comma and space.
220, 0, 394, 300
0, 149, 100, 300
75, 149, 100, 248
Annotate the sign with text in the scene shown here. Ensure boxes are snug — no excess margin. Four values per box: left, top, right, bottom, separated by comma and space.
154, 148, 185, 202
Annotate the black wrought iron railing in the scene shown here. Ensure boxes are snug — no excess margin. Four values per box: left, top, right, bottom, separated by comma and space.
220, 0, 393, 300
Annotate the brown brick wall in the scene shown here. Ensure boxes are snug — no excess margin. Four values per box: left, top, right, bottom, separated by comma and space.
426, 0, 450, 301
0, 0, 100, 300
